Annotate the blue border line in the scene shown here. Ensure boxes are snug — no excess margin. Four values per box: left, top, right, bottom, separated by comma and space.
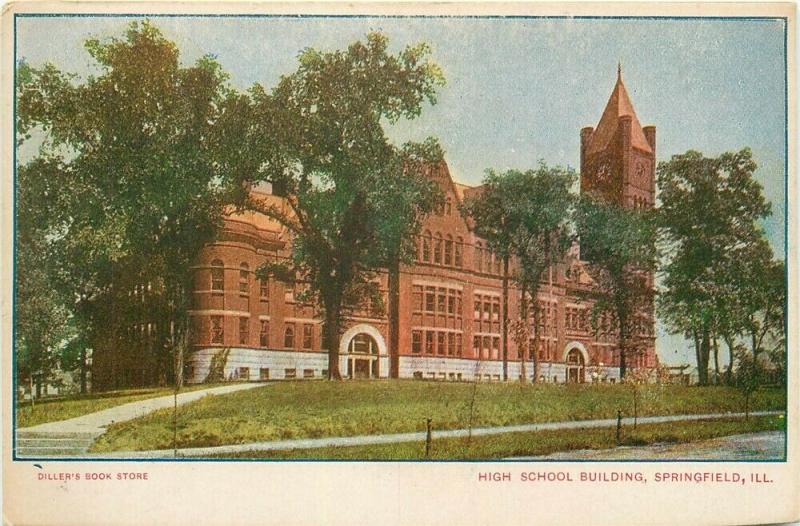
11, 13, 791, 464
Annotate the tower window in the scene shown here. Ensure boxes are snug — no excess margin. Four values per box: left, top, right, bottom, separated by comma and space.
210, 260, 224, 292
239, 263, 249, 295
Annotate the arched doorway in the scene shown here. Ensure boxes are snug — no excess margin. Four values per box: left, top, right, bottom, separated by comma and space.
566, 348, 586, 383
346, 333, 380, 379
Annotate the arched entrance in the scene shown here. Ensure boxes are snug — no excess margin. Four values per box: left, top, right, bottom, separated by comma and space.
345, 333, 380, 379
563, 342, 588, 383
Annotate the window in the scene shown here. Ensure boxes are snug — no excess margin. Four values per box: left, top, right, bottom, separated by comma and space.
447, 293, 455, 315
444, 235, 453, 266
492, 337, 500, 359
210, 316, 224, 344
437, 288, 446, 313
492, 299, 500, 321
474, 296, 481, 320
239, 317, 249, 345
237, 367, 250, 380
423, 231, 432, 262
284, 324, 295, 348
302, 324, 313, 349
434, 233, 443, 264
412, 330, 422, 354
239, 263, 249, 295
425, 331, 434, 354
448, 333, 455, 356
285, 368, 296, 379
259, 368, 270, 380
303, 369, 315, 379
210, 260, 224, 292
455, 237, 463, 267
475, 242, 483, 272
482, 336, 491, 359
437, 332, 445, 355
473, 336, 481, 356
483, 299, 491, 320
260, 278, 269, 302
413, 285, 423, 311
456, 291, 463, 317
413, 371, 423, 379
260, 320, 269, 347
485, 250, 493, 275
494, 253, 501, 275
425, 287, 435, 312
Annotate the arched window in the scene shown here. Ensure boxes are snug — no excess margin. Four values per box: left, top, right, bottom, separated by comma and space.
434, 233, 443, 265
444, 235, 453, 266
422, 231, 432, 262
455, 237, 463, 267
284, 324, 295, 349
475, 242, 483, 272
210, 259, 224, 292
239, 262, 249, 295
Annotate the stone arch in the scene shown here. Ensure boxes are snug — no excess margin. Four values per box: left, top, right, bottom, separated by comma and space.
562, 341, 589, 364
339, 324, 388, 356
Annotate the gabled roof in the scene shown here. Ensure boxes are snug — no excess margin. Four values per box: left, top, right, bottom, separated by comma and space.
586, 68, 652, 155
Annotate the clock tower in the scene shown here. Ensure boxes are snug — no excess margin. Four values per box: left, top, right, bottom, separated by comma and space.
580, 65, 655, 210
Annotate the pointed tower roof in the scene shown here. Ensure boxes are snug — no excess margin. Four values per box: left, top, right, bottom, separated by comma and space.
586, 66, 652, 155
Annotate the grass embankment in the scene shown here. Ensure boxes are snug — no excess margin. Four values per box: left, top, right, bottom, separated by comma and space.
16, 383, 225, 428
90, 380, 785, 452
218, 414, 785, 460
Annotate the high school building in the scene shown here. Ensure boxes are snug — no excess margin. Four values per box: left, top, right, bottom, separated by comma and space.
178, 69, 658, 385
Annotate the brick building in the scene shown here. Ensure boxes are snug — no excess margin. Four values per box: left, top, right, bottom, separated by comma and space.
181, 69, 658, 384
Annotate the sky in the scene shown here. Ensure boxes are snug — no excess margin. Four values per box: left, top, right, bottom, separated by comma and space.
15, 15, 788, 367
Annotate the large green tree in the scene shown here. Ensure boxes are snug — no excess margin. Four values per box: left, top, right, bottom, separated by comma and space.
244, 32, 445, 379
464, 164, 575, 383
576, 197, 657, 379
373, 140, 444, 378
657, 148, 775, 385
16, 21, 242, 389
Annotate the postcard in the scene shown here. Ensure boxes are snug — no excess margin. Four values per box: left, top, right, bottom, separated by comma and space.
2, 2, 797, 525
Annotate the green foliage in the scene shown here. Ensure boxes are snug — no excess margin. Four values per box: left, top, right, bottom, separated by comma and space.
657, 148, 784, 385
240, 32, 445, 377
203, 348, 231, 383
576, 196, 657, 377
463, 163, 576, 381
16, 20, 244, 387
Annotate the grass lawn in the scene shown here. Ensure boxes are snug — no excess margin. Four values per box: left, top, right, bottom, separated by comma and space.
16, 383, 226, 428
216, 414, 785, 460
90, 380, 785, 452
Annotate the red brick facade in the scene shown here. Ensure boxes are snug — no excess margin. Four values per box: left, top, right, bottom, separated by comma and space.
183, 71, 658, 384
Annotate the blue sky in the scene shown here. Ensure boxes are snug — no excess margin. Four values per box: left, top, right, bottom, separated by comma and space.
16, 15, 788, 366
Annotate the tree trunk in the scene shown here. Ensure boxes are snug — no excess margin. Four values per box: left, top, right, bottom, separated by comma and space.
519, 283, 529, 384
723, 333, 735, 385
80, 347, 87, 394
324, 304, 343, 380
697, 324, 711, 386
532, 297, 542, 384
712, 334, 720, 385
387, 255, 401, 379
501, 254, 509, 381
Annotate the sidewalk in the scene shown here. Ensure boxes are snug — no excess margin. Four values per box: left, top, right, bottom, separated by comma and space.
15, 383, 263, 457
89, 410, 783, 459
19, 383, 262, 435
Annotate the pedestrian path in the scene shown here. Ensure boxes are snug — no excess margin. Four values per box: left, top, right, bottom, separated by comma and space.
86, 410, 783, 459
15, 383, 262, 457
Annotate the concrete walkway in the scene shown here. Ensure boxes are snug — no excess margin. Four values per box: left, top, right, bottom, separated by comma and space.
16, 383, 262, 457
88, 410, 783, 459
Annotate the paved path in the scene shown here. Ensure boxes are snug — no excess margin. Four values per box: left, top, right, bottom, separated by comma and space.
517, 430, 785, 461
87, 410, 783, 459
16, 383, 262, 457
